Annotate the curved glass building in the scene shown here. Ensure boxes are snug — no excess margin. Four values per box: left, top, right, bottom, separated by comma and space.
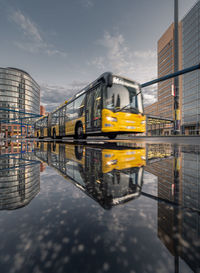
0, 67, 40, 137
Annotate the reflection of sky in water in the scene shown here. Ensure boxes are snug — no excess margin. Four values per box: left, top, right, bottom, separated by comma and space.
0, 161, 197, 273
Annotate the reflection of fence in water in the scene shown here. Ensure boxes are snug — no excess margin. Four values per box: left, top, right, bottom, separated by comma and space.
147, 144, 172, 161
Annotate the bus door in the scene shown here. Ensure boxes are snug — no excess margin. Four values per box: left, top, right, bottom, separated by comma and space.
40, 127, 44, 137
47, 113, 51, 137
59, 107, 65, 136
85, 85, 102, 132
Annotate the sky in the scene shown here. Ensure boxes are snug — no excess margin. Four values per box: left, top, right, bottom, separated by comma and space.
0, 0, 198, 111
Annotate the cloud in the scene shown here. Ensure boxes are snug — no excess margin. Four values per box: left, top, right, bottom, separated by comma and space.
143, 85, 158, 106
40, 81, 88, 112
45, 49, 67, 58
81, 0, 94, 8
12, 10, 42, 42
89, 57, 106, 70
93, 32, 157, 83
96, 32, 129, 74
11, 9, 67, 57
133, 50, 156, 59
88, 31, 157, 106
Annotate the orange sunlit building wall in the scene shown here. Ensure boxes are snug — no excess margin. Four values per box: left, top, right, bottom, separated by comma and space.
144, 23, 182, 135
40, 105, 46, 116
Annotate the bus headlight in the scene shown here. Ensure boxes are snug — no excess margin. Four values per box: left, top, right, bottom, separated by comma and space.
106, 117, 117, 122
107, 159, 117, 165
141, 120, 146, 124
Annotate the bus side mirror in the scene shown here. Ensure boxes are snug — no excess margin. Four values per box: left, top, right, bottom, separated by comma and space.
101, 73, 113, 87
107, 74, 113, 87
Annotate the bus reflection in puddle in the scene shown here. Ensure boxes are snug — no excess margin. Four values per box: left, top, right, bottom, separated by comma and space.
35, 143, 146, 209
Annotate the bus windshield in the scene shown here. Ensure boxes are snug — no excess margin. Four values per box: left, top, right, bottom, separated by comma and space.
104, 83, 143, 114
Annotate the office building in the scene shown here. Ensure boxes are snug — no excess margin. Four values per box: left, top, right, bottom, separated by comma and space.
0, 67, 40, 137
182, 1, 200, 134
145, 1, 200, 135
145, 23, 182, 135
157, 23, 182, 120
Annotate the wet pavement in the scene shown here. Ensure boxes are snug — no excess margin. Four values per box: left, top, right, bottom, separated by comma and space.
0, 140, 199, 273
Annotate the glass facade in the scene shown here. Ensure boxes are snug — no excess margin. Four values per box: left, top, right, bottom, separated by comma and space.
182, 1, 200, 133
157, 33, 174, 120
0, 67, 40, 126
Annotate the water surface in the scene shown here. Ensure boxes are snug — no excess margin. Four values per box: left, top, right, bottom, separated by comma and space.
0, 141, 199, 273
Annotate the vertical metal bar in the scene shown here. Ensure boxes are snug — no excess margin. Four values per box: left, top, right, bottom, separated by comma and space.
145, 143, 148, 165
146, 115, 148, 136
174, 0, 180, 134
21, 119, 22, 137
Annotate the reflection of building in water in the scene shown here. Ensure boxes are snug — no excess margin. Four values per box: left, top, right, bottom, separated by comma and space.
146, 145, 200, 272
180, 149, 200, 272
0, 151, 40, 210
0, 140, 35, 155
35, 143, 146, 209
40, 162, 46, 172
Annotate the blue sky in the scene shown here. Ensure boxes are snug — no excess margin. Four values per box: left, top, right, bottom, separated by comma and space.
0, 0, 197, 111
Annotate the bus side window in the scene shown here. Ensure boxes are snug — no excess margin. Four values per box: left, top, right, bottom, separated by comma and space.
86, 91, 93, 129
74, 94, 85, 118
66, 102, 74, 121
79, 95, 85, 116
52, 110, 59, 125
93, 86, 101, 123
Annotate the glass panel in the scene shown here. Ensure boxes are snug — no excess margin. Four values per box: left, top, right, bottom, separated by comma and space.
52, 110, 59, 125
65, 102, 74, 121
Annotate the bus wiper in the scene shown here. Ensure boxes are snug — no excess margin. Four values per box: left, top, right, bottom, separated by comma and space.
115, 103, 132, 112
116, 104, 139, 113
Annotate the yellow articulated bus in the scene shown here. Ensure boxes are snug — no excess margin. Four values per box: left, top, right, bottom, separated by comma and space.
35, 72, 146, 139
34, 143, 146, 209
